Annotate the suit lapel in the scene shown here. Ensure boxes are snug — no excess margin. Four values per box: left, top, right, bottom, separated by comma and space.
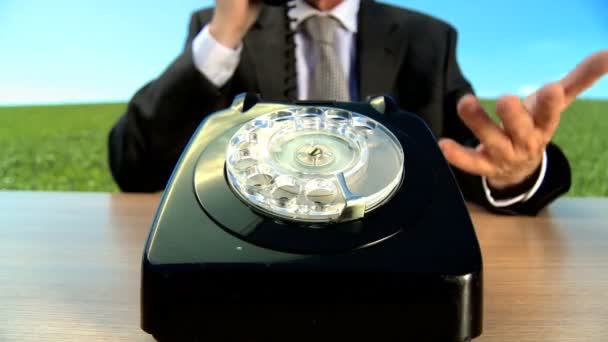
243, 6, 289, 101
357, 0, 408, 100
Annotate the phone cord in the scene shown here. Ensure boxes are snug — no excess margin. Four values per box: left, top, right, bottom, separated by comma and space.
283, 0, 298, 100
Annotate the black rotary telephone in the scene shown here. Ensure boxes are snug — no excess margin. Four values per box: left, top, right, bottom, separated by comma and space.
140, 93, 483, 341
139, 1, 483, 341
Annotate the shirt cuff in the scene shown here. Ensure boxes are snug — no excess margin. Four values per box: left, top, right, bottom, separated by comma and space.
482, 149, 548, 207
191, 25, 242, 88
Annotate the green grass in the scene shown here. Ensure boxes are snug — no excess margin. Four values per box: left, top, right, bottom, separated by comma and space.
0, 103, 125, 192
551, 100, 608, 196
0, 100, 607, 195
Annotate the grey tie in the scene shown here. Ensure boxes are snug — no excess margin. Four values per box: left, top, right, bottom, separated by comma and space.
303, 15, 350, 101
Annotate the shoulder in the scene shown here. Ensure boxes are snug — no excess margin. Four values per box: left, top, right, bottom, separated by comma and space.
370, 1, 457, 34
190, 7, 215, 27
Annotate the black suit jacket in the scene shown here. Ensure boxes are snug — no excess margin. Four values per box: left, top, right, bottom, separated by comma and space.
108, 0, 571, 215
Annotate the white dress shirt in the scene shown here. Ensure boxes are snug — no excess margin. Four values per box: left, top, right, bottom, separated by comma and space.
193, 0, 359, 100
190, 0, 547, 207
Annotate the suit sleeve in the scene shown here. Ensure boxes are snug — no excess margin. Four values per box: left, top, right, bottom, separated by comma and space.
441, 26, 571, 215
108, 11, 236, 192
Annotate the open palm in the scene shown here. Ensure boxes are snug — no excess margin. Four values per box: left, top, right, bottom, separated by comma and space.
439, 50, 608, 189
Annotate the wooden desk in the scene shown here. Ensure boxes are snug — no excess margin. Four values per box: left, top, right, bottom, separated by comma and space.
0, 192, 607, 341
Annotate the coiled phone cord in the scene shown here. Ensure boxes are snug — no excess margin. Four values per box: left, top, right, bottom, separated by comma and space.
282, 0, 298, 100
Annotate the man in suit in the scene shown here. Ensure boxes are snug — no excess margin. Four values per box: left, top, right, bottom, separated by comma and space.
108, 0, 607, 215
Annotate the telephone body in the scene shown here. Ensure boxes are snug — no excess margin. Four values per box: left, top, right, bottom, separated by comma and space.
140, 94, 483, 341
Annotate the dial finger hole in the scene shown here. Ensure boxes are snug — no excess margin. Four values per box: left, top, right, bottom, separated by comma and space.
297, 107, 323, 117
325, 109, 352, 124
244, 118, 271, 131
296, 107, 323, 129
271, 110, 294, 122
270, 175, 301, 207
230, 148, 257, 171
246, 168, 273, 190
305, 179, 338, 208
353, 117, 377, 135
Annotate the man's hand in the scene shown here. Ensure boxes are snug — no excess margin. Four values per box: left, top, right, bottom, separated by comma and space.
439, 50, 608, 190
209, 0, 263, 49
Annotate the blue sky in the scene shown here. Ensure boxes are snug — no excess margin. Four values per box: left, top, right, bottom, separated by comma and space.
0, 0, 606, 105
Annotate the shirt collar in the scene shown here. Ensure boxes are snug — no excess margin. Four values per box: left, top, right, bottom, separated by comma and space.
291, 0, 360, 33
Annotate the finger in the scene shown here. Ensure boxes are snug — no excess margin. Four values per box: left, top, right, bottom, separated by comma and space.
495, 95, 536, 150
438, 138, 496, 177
560, 49, 608, 105
530, 82, 564, 139
457, 94, 511, 153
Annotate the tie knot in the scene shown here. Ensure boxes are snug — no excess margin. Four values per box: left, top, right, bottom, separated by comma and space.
303, 15, 339, 45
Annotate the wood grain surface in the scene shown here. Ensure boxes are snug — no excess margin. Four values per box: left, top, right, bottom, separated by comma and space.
0, 191, 607, 341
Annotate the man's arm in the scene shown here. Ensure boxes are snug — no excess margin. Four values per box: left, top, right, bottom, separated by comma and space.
108, 10, 236, 192
440, 26, 571, 215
